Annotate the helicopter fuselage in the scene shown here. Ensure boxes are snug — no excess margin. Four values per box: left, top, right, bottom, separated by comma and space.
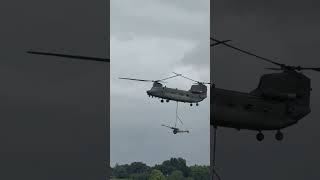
211, 88, 300, 131
147, 85, 207, 103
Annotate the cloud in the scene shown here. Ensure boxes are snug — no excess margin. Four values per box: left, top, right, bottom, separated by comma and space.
111, 0, 210, 166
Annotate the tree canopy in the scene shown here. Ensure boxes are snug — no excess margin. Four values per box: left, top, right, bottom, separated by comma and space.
149, 169, 166, 180
111, 157, 210, 180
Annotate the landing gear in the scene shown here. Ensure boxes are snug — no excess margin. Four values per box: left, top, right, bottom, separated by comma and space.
161, 99, 164, 103
256, 131, 264, 141
190, 103, 193, 106
166, 99, 169, 103
275, 130, 283, 141
196, 103, 199, 106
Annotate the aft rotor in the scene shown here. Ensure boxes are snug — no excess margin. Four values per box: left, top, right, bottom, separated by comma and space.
210, 37, 320, 73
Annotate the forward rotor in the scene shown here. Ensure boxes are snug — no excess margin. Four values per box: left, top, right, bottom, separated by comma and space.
119, 73, 181, 83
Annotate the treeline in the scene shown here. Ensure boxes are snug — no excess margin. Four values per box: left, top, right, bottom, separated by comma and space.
110, 157, 210, 180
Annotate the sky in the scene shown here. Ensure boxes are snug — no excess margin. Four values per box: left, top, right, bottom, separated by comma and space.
0, 0, 108, 179
211, 0, 320, 179
110, 0, 210, 166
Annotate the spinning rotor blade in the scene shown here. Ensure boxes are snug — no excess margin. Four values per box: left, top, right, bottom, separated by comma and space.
27, 51, 109, 62
118, 77, 155, 82
266, 67, 320, 72
159, 74, 181, 81
265, 67, 283, 71
172, 72, 210, 84
210, 37, 283, 67
119, 73, 182, 83
211, 37, 320, 72
172, 72, 198, 83
211, 40, 231, 47
299, 67, 320, 72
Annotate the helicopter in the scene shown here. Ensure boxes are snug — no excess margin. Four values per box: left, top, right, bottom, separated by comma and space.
119, 73, 210, 106
210, 37, 320, 141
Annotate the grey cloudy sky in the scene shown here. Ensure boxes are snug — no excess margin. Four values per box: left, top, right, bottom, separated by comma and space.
211, 0, 320, 179
111, 0, 210, 166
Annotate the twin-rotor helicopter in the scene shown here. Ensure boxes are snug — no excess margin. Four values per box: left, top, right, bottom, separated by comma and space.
211, 37, 320, 141
119, 73, 210, 134
119, 73, 210, 106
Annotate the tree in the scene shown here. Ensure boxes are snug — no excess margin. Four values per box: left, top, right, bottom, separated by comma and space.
155, 158, 190, 177
130, 172, 150, 180
189, 165, 210, 180
167, 170, 184, 180
128, 162, 150, 174
112, 164, 128, 178
149, 169, 166, 180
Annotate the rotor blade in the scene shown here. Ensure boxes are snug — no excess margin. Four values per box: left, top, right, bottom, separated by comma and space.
172, 72, 199, 83
300, 67, 320, 72
27, 51, 109, 63
210, 40, 231, 47
210, 37, 283, 67
159, 74, 181, 81
266, 67, 320, 72
119, 77, 154, 82
265, 67, 282, 71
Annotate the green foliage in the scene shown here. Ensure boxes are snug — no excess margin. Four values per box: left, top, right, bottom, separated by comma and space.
128, 162, 150, 175
113, 164, 128, 178
149, 169, 166, 180
154, 158, 189, 177
189, 165, 210, 180
167, 170, 184, 180
111, 158, 210, 180
130, 172, 149, 180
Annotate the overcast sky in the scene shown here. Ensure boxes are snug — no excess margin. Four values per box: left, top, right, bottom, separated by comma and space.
211, 0, 320, 179
111, 0, 210, 166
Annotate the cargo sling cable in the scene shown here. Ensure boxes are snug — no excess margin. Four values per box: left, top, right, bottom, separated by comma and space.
212, 127, 221, 180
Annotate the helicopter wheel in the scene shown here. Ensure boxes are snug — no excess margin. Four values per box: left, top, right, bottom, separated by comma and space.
190, 103, 193, 106
275, 130, 283, 141
161, 99, 164, 103
166, 99, 169, 103
256, 132, 264, 141
196, 103, 199, 106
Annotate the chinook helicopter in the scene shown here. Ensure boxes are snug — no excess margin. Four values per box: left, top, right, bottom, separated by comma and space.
119, 73, 209, 106
211, 37, 320, 141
